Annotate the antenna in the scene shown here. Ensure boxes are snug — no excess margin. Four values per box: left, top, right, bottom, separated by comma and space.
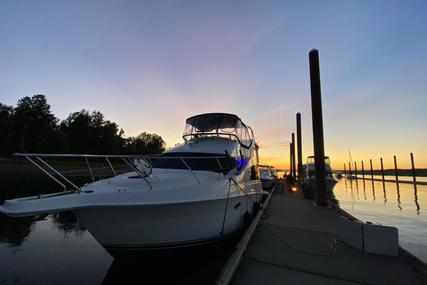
349, 150, 353, 164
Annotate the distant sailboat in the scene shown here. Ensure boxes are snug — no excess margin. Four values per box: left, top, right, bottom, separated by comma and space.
346, 150, 357, 180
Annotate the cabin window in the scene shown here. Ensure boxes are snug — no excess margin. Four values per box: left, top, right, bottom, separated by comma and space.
149, 153, 236, 174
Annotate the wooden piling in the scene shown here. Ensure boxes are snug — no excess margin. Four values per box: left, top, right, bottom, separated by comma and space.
354, 161, 358, 179
370, 159, 375, 192
393, 155, 399, 190
411, 152, 417, 190
309, 49, 327, 206
291, 133, 297, 179
380, 157, 385, 183
296, 113, 303, 179
344, 163, 347, 176
361, 160, 365, 180
348, 162, 352, 177
289, 142, 293, 181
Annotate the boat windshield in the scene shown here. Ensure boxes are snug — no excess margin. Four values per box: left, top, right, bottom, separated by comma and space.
149, 153, 236, 174
307, 156, 331, 165
183, 113, 253, 148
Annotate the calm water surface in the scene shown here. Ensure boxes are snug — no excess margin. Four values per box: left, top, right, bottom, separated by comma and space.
0, 175, 234, 285
333, 178, 427, 263
2, 173, 426, 283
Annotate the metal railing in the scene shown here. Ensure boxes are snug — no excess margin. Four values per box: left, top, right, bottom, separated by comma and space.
15, 153, 234, 193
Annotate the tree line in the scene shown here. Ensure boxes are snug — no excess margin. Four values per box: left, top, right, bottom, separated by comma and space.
0, 95, 166, 156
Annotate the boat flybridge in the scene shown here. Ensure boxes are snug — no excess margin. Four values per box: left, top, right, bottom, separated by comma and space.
0, 113, 264, 253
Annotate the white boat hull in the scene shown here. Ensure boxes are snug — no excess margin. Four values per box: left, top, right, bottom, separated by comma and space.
74, 194, 257, 250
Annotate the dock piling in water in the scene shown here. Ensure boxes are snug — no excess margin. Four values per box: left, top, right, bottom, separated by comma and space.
296, 113, 303, 179
309, 49, 327, 206
361, 160, 365, 180
354, 161, 358, 179
411, 152, 417, 190
393, 155, 399, 190
344, 163, 347, 176
380, 157, 385, 182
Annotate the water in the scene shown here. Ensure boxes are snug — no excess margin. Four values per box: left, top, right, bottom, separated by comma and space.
333, 178, 427, 263
0, 174, 235, 284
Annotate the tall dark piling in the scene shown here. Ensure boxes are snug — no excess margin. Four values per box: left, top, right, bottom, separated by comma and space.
411, 152, 417, 190
361, 160, 365, 180
354, 161, 358, 179
349, 162, 352, 177
370, 159, 375, 191
362, 160, 366, 194
354, 161, 359, 188
291, 133, 297, 179
344, 163, 347, 176
289, 142, 294, 181
380, 157, 385, 182
393, 155, 399, 190
309, 49, 327, 206
296, 113, 303, 179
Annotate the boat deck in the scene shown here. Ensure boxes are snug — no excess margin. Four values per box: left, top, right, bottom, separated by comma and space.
220, 182, 427, 285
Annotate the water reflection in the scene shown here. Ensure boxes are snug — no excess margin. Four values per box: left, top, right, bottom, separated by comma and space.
362, 179, 367, 200
382, 180, 387, 203
0, 211, 86, 248
371, 179, 376, 201
0, 215, 34, 248
51, 211, 85, 235
355, 178, 359, 200
396, 184, 402, 211
103, 240, 237, 285
414, 186, 420, 215
339, 178, 423, 214
333, 178, 427, 263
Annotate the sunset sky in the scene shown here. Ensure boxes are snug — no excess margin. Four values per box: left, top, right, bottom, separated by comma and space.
1, 1, 426, 169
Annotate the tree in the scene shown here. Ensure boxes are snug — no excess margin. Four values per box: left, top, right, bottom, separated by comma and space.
0, 95, 167, 156
0, 103, 13, 155
60, 110, 125, 154
124, 132, 166, 154
9, 95, 60, 153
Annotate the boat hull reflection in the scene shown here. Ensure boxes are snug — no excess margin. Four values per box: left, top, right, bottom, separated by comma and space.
103, 232, 240, 284
74, 195, 256, 251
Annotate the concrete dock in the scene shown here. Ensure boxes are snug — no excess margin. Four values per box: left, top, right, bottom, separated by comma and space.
219, 183, 427, 285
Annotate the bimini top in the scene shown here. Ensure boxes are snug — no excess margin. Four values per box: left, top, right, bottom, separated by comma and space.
183, 113, 254, 148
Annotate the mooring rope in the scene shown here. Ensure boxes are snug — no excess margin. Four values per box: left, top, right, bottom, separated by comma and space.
220, 181, 232, 235
258, 221, 339, 257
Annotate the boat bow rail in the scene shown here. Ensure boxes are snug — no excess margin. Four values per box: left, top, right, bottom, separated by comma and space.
14, 153, 236, 193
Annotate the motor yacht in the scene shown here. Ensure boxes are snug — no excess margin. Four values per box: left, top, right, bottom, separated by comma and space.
0, 113, 264, 253
259, 167, 275, 190
301, 156, 338, 193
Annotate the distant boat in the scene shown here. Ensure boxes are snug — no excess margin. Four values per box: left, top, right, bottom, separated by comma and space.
301, 156, 338, 193
259, 167, 275, 191
346, 150, 357, 179
346, 174, 357, 180
335, 172, 343, 179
